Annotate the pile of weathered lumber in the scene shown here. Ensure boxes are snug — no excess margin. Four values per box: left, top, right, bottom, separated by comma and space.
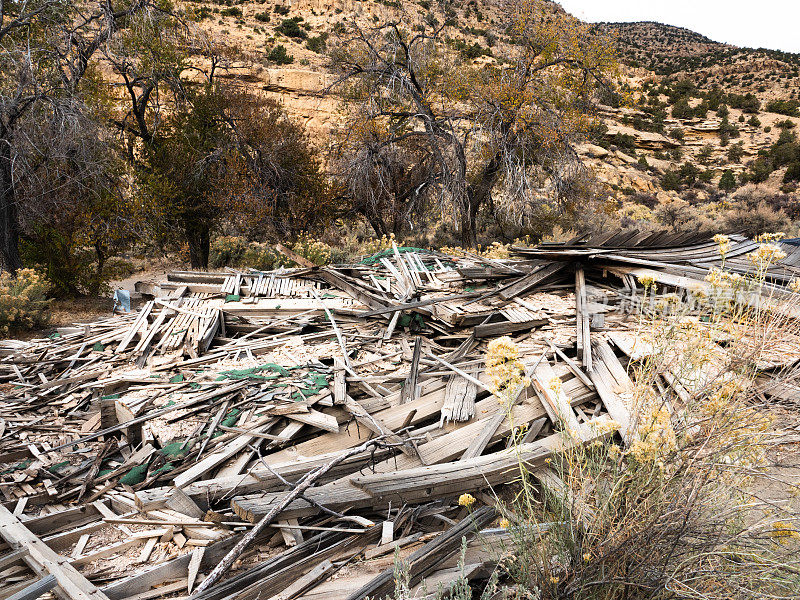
0, 233, 798, 600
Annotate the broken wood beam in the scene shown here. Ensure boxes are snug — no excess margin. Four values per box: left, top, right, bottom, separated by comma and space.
344, 506, 496, 600
0, 505, 111, 600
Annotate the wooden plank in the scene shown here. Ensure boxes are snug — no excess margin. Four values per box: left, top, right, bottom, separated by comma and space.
0, 505, 111, 600
343, 507, 496, 600
332, 358, 347, 405
316, 269, 386, 311
400, 337, 422, 405
439, 366, 477, 425
342, 396, 416, 457
231, 424, 609, 522
575, 267, 592, 373
4, 575, 57, 600
275, 244, 316, 268
473, 317, 548, 339
497, 262, 566, 301
267, 559, 334, 600
546, 339, 594, 389
588, 340, 634, 444
285, 409, 339, 434
187, 547, 205, 593
172, 421, 274, 488
532, 361, 582, 439
101, 535, 239, 599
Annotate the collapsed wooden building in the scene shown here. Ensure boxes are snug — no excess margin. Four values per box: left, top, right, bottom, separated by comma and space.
1, 233, 799, 600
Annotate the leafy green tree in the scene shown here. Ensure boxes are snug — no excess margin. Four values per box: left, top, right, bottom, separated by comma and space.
268, 44, 294, 64
276, 18, 306, 39
697, 145, 714, 166
766, 99, 800, 116
671, 98, 694, 120
749, 157, 774, 183
718, 169, 737, 192
137, 85, 329, 268
719, 116, 740, 146
784, 162, 800, 183
661, 170, 682, 191
679, 162, 700, 186
727, 142, 745, 163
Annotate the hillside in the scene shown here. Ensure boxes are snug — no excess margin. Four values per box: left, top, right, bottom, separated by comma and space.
176, 0, 800, 235
596, 21, 800, 98
594, 21, 733, 74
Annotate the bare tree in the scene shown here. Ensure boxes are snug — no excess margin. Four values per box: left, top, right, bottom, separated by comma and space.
328, 0, 618, 246
15, 103, 131, 296
0, 0, 156, 272
336, 127, 435, 236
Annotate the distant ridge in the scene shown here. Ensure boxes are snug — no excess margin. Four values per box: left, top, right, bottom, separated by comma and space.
593, 21, 800, 77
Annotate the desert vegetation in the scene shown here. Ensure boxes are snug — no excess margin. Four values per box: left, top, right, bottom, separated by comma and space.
0, 0, 799, 322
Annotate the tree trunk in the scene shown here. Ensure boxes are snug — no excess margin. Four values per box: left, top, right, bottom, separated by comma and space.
93, 240, 106, 296
460, 153, 502, 248
459, 199, 479, 248
186, 223, 210, 270
0, 137, 22, 273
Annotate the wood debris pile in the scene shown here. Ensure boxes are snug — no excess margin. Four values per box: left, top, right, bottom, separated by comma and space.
1, 233, 799, 600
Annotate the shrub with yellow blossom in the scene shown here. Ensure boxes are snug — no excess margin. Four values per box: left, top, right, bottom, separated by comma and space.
291, 233, 333, 266
704, 267, 744, 290
485, 337, 527, 401
713, 233, 731, 259
0, 269, 50, 333
458, 493, 476, 508
628, 405, 676, 463
361, 233, 395, 256
746, 242, 787, 272
482, 239, 800, 600
637, 274, 655, 289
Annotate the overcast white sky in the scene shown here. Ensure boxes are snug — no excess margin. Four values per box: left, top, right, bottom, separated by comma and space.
556, 1, 800, 53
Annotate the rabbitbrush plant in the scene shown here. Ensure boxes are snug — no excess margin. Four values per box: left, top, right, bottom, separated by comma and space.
412, 235, 800, 600
0, 269, 50, 333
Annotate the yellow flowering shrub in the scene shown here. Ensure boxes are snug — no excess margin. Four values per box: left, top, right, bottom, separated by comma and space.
291, 233, 332, 266
482, 242, 511, 259
210, 236, 288, 270
439, 242, 511, 259
486, 336, 526, 399
746, 242, 787, 272
361, 233, 395, 256
210, 234, 334, 269
0, 269, 50, 333
637, 275, 655, 288
628, 405, 676, 463
485, 243, 800, 600
755, 232, 786, 243
458, 493, 476, 508
712, 233, 731, 257
704, 267, 744, 289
